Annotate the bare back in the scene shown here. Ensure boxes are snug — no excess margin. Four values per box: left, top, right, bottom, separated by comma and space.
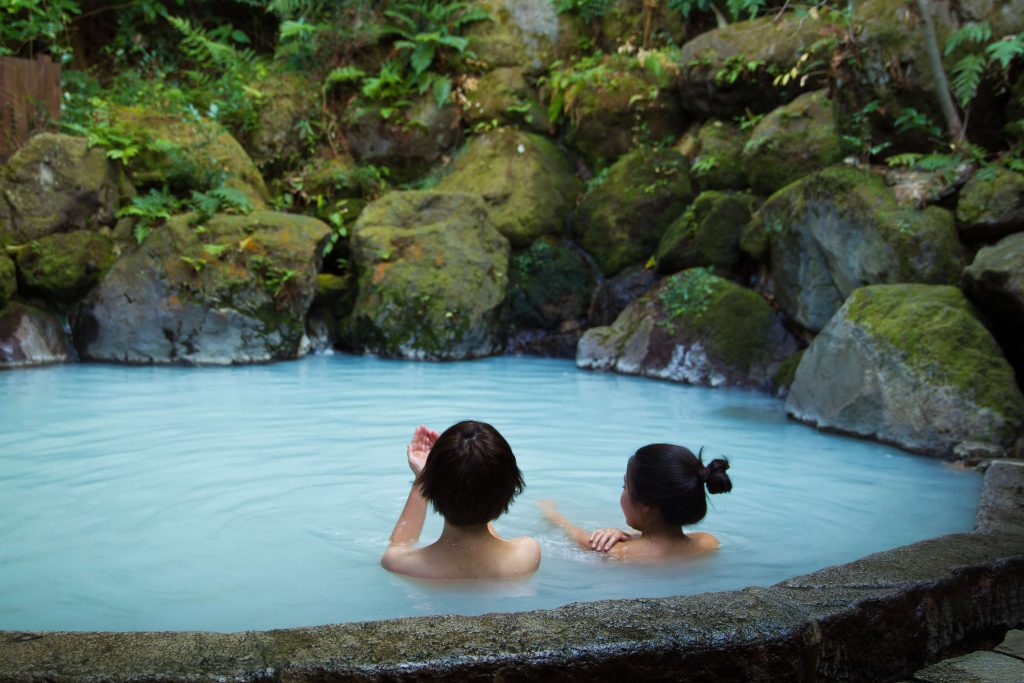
382, 535, 541, 580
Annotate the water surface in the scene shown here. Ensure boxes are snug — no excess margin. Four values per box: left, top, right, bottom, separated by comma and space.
0, 355, 981, 631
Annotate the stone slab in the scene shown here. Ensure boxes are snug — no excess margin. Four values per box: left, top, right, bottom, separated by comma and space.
975, 461, 1024, 534
914, 650, 1024, 683
994, 629, 1024, 660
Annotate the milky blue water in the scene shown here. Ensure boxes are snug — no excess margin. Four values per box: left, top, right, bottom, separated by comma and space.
0, 354, 981, 632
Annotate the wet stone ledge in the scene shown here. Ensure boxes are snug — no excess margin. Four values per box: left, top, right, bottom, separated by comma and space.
2, 462, 1023, 683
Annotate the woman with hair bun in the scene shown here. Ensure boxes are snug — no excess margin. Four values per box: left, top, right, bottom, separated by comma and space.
540, 444, 732, 561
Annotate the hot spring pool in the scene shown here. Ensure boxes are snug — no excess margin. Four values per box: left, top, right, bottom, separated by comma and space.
0, 354, 981, 632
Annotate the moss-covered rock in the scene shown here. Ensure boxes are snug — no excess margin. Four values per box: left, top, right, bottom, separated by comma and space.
655, 190, 759, 274
306, 272, 358, 351
0, 302, 74, 369
343, 191, 510, 360
956, 168, 1024, 242
575, 146, 694, 276
691, 120, 748, 192
587, 263, 660, 327
508, 237, 595, 330
461, 67, 546, 132
962, 232, 1024, 379
577, 267, 798, 390
344, 95, 461, 182
677, 11, 830, 117
0, 255, 15, 309
786, 284, 1024, 457
437, 128, 580, 248
15, 231, 115, 305
771, 349, 804, 398
245, 72, 318, 169
557, 51, 685, 168
742, 90, 843, 196
111, 108, 270, 208
464, 0, 568, 75
595, 0, 687, 51
72, 211, 330, 364
0, 133, 125, 243
747, 165, 966, 331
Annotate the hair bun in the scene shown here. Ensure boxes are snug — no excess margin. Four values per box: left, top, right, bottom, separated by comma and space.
704, 457, 732, 495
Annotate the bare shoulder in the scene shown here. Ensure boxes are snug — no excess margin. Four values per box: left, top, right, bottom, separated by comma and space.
508, 536, 542, 573
381, 545, 422, 575
687, 531, 720, 551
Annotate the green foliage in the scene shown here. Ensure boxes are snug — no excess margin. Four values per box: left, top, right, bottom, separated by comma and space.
117, 189, 181, 244
894, 107, 942, 140
669, 0, 768, 22
189, 187, 254, 226
555, 0, 613, 24
658, 267, 717, 333
180, 255, 208, 273
945, 21, 1024, 109
0, 0, 79, 59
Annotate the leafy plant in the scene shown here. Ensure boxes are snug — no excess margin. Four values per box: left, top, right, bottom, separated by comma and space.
658, 268, 717, 334
180, 256, 208, 273
117, 188, 181, 244
0, 0, 79, 60
555, 0, 614, 24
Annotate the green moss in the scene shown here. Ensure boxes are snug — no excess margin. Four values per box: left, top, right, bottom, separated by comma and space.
656, 190, 758, 273
658, 268, 775, 371
956, 167, 1024, 226
693, 120, 748, 191
772, 350, 804, 394
509, 237, 594, 328
742, 90, 842, 196
844, 284, 1023, 419
15, 231, 115, 304
577, 145, 694, 276
0, 255, 15, 308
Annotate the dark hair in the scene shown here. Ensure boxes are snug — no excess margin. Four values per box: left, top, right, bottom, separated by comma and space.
626, 444, 731, 526
415, 420, 525, 526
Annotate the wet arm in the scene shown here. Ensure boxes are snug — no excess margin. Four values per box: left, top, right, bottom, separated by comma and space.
388, 484, 427, 546
538, 501, 593, 550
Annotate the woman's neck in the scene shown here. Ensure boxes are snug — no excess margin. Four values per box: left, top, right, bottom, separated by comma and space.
637, 519, 687, 540
438, 521, 495, 549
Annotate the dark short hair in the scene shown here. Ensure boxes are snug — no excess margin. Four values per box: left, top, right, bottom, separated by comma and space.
416, 420, 525, 526
627, 444, 732, 526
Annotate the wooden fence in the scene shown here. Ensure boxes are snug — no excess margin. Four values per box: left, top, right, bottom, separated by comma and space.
0, 56, 62, 163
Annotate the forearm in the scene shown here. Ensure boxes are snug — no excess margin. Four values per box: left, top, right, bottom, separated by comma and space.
542, 508, 593, 549
388, 484, 428, 545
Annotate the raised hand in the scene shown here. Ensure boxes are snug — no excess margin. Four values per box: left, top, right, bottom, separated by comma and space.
589, 528, 631, 552
406, 425, 439, 476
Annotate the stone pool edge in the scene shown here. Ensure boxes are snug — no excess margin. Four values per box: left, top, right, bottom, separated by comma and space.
2, 461, 1022, 683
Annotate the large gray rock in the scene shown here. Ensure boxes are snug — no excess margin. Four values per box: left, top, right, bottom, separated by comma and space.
962, 232, 1024, 373
72, 211, 329, 365
956, 168, 1024, 243
577, 268, 798, 390
786, 284, 1024, 458
745, 166, 965, 332
343, 191, 510, 360
437, 128, 580, 248
0, 133, 125, 244
464, 0, 567, 75
586, 263, 659, 327
0, 302, 74, 368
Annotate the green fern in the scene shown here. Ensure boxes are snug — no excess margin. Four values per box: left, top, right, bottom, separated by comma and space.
950, 53, 986, 107
944, 22, 991, 56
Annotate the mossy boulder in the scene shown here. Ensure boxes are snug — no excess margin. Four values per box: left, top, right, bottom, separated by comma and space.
344, 96, 461, 182
962, 232, 1024, 376
111, 108, 270, 208
677, 11, 829, 117
577, 268, 798, 390
0, 302, 74, 369
72, 211, 330, 365
464, 0, 567, 75
691, 120, 748, 192
558, 52, 685, 168
0, 255, 15, 308
245, 72, 318, 169
0, 133, 126, 244
509, 237, 595, 330
745, 166, 966, 331
655, 190, 759, 275
742, 90, 843, 196
575, 146, 694, 276
786, 284, 1024, 457
437, 128, 580, 248
15, 230, 115, 305
595, 0, 687, 51
343, 191, 510, 360
461, 67, 546, 132
956, 168, 1024, 243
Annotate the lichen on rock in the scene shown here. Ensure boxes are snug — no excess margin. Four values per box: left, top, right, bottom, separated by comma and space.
786, 284, 1024, 457
577, 267, 798, 390
343, 191, 510, 360
72, 210, 330, 365
956, 167, 1024, 243
690, 119, 749, 192
0, 133, 126, 244
437, 128, 580, 248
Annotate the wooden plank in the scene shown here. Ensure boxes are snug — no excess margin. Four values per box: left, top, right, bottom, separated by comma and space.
0, 56, 61, 163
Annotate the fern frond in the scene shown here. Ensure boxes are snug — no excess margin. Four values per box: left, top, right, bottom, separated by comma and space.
950, 53, 986, 107
944, 21, 991, 55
